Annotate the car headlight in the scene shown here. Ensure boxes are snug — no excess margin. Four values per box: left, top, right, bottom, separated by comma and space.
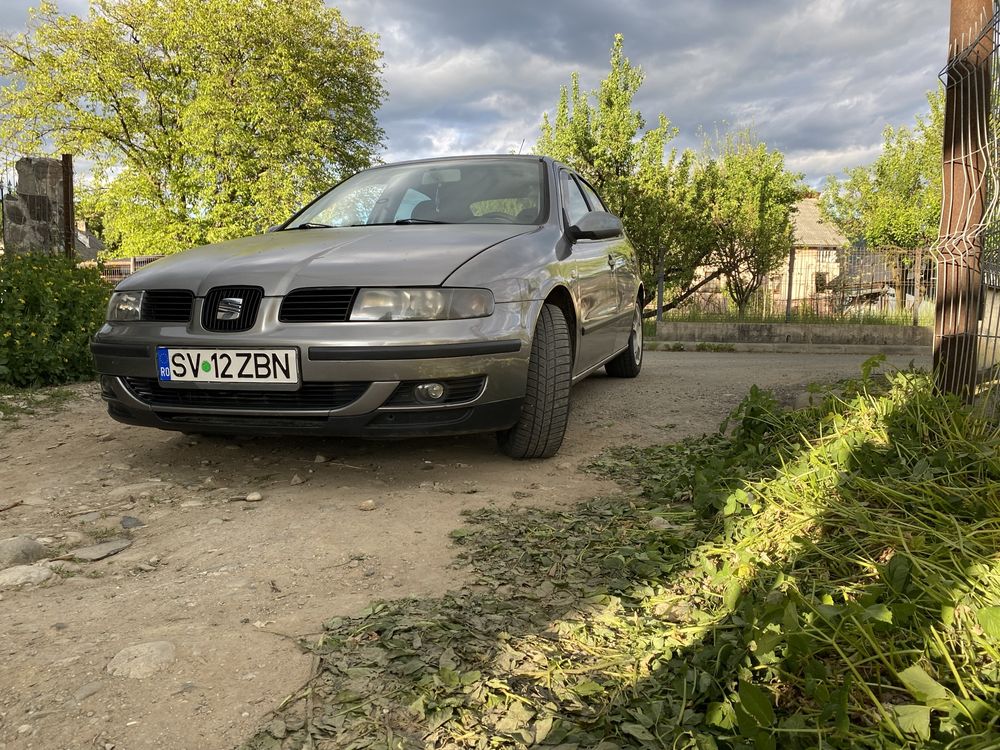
107, 291, 144, 321
350, 288, 494, 321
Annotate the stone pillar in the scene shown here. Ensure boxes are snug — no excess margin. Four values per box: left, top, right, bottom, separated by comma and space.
1, 157, 66, 255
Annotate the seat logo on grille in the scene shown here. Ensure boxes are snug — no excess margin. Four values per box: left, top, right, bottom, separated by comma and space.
216, 297, 244, 321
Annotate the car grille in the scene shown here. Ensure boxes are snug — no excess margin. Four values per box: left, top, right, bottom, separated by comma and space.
202, 286, 263, 332
279, 287, 357, 323
386, 376, 486, 406
123, 377, 368, 410
141, 290, 194, 322
159, 414, 330, 429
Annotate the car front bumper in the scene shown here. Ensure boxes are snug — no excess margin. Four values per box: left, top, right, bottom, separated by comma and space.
91, 300, 537, 437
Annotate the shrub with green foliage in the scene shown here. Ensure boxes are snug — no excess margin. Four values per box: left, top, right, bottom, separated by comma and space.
0, 253, 111, 386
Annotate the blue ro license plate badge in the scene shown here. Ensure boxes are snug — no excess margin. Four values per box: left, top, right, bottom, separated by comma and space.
156, 347, 299, 385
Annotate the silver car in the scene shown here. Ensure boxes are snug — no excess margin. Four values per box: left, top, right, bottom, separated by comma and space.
91, 155, 643, 458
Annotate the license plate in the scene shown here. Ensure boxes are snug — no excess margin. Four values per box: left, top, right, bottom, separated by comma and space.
156, 347, 299, 384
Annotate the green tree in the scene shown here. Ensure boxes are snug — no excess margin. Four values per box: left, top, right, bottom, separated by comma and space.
820, 88, 943, 300
821, 88, 942, 249
0, 0, 386, 257
535, 35, 719, 310
710, 130, 802, 317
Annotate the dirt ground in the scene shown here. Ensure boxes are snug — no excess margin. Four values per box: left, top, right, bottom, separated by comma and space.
0, 351, 925, 750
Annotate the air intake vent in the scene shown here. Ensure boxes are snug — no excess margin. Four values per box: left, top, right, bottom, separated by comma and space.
279, 287, 356, 323
202, 286, 263, 332
124, 378, 368, 410
141, 290, 194, 322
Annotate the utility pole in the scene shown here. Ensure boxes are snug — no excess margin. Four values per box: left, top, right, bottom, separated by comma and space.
784, 245, 797, 323
61, 153, 75, 259
0, 178, 7, 252
656, 253, 665, 322
934, 0, 992, 399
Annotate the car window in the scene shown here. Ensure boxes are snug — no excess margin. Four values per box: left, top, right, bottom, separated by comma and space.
561, 172, 590, 226
393, 188, 432, 221
309, 183, 387, 227
578, 179, 608, 213
286, 160, 546, 228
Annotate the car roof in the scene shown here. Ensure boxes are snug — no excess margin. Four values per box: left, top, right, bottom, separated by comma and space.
363, 154, 556, 170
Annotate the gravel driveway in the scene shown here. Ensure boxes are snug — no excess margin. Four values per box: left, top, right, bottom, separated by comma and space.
0, 350, 926, 749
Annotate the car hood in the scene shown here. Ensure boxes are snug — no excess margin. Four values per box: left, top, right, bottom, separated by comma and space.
119, 225, 536, 295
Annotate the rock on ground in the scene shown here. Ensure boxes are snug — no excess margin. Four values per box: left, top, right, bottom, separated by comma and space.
0, 536, 50, 569
106, 641, 176, 679
0, 564, 53, 589
70, 539, 132, 562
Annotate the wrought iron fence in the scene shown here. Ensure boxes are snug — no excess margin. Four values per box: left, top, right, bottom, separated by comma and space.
92, 255, 165, 283
662, 245, 935, 326
935, 2, 1000, 414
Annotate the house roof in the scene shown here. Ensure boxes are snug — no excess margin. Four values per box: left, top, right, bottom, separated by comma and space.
793, 197, 847, 249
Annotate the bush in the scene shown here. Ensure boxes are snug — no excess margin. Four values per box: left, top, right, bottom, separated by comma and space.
0, 253, 111, 387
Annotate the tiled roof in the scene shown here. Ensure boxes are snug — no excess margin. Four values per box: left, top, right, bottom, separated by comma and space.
794, 197, 848, 248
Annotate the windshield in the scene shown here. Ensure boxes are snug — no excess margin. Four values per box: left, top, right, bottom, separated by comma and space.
285, 159, 547, 229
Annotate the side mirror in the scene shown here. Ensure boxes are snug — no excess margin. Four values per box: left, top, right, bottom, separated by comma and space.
568, 211, 623, 241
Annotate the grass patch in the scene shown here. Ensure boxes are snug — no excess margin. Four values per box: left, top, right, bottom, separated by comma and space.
0, 384, 77, 426
244, 359, 1000, 750
661, 308, 933, 327
694, 342, 736, 352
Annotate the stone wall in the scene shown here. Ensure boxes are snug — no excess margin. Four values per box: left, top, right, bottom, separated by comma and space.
1, 157, 66, 254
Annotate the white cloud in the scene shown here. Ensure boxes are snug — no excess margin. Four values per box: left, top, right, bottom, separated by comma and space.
2, 0, 951, 185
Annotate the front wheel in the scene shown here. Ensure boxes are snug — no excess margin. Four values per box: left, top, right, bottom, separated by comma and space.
497, 303, 572, 459
605, 301, 643, 378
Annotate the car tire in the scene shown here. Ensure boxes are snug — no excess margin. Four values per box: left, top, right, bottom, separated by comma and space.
605, 300, 643, 378
497, 303, 572, 459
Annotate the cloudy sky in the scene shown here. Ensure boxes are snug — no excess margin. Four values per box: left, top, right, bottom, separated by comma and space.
2, 0, 949, 185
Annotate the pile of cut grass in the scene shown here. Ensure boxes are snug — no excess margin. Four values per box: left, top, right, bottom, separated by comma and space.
244, 359, 1000, 749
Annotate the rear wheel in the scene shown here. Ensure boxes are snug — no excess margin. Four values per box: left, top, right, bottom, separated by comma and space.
605, 300, 643, 378
497, 303, 572, 459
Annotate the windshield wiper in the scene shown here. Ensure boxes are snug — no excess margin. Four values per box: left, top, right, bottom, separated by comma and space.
392, 218, 453, 225
290, 222, 335, 230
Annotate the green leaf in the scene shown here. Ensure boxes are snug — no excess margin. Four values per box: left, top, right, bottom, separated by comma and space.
738, 680, 775, 727
723, 579, 742, 610
706, 701, 735, 730
884, 554, 912, 593
573, 679, 605, 696
976, 607, 1000, 639
898, 664, 949, 706
892, 704, 931, 740
863, 603, 893, 624
620, 722, 656, 742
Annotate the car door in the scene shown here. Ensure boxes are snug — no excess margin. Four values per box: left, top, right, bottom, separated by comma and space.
560, 170, 621, 373
577, 176, 639, 350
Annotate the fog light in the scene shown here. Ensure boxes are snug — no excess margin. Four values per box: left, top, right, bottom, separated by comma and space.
414, 382, 446, 403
